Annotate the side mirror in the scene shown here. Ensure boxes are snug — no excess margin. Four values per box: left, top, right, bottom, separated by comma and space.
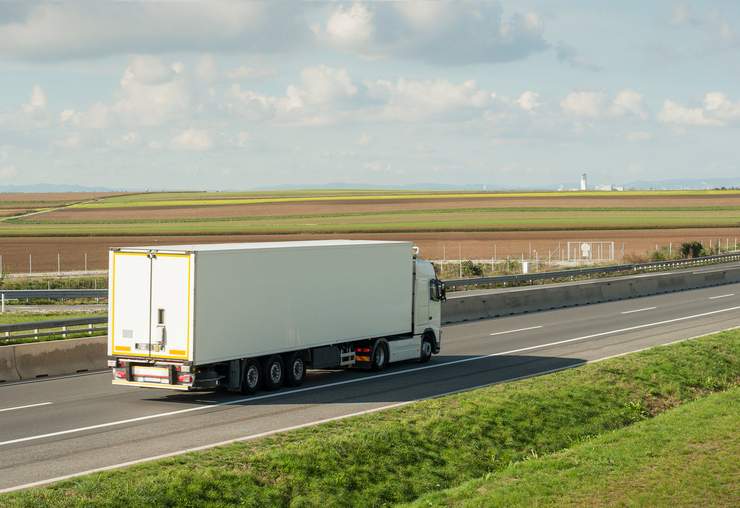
430, 279, 446, 302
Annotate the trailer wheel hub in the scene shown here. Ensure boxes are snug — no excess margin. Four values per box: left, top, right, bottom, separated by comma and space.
246, 365, 259, 388
292, 359, 304, 379
270, 363, 282, 383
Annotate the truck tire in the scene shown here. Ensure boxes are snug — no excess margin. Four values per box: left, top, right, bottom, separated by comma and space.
285, 352, 306, 387
419, 336, 434, 363
371, 341, 389, 371
241, 359, 262, 394
264, 355, 285, 390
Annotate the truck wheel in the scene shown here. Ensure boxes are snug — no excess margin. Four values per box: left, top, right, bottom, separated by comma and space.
419, 336, 434, 363
264, 355, 285, 390
241, 359, 262, 394
285, 352, 306, 387
371, 341, 389, 371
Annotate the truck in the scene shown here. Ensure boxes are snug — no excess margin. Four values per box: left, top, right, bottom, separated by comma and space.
108, 240, 445, 392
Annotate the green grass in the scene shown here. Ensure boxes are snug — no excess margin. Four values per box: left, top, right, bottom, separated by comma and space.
0, 312, 104, 325
407, 387, 740, 507
2, 330, 738, 507
0, 276, 107, 290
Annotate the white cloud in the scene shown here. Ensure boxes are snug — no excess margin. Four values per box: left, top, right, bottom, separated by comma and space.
703, 92, 740, 122
366, 78, 493, 122
22, 84, 46, 113
226, 66, 276, 81
658, 93, 740, 127
516, 91, 540, 112
658, 99, 719, 126
560, 91, 605, 118
0, 164, 18, 179
610, 89, 647, 119
324, 3, 375, 50
61, 56, 191, 128
229, 65, 359, 124
560, 89, 646, 120
0, 2, 309, 60
171, 128, 212, 151
319, 1, 548, 65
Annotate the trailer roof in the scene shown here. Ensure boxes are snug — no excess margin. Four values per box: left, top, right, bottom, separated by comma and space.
115, 239, 413, 253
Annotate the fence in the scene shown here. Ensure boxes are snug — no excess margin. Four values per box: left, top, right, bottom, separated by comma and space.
443, 252, 740, 289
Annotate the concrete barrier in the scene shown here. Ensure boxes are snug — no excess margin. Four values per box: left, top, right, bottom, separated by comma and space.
0, 336, 106, 382
0, 346, 20, 383
443, 265, 740, 324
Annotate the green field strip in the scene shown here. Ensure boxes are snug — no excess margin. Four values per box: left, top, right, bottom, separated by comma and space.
1, 209, 739, 236
15, 205, 740, 225
74, 189, 740, 209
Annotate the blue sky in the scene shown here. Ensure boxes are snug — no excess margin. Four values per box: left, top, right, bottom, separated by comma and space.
1, 1, 738, 190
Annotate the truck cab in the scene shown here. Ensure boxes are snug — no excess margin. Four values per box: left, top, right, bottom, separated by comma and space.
414, 258, 444, 354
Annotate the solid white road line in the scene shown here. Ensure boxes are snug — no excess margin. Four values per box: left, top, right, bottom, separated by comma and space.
1, 305, 739, 448
489, 325, 542, 336
709, 294, 734, 300
621, 307, 657, 315
0, 402, 52, 413
3, 324, 739, 494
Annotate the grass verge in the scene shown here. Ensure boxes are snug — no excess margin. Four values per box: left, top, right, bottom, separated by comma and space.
2, 330, 738, 507
407, 386, 740, 507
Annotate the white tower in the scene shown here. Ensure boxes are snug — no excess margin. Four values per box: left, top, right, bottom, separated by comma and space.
580, 173, 588, 191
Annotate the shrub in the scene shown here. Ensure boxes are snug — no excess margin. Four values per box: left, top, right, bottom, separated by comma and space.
680, 241, 705, 259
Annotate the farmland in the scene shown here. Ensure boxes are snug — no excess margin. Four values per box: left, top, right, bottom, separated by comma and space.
0, 189, 739, 273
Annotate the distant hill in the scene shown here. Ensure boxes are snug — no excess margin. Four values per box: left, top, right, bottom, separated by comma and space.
0, 184, 118, 193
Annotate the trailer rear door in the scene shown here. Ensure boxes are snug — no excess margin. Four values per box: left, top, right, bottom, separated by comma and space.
149, 253, 191, 360
110, 252, 151, 357
109, 251, 192, 361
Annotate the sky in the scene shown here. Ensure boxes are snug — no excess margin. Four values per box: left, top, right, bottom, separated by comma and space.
1, 1, 739, 190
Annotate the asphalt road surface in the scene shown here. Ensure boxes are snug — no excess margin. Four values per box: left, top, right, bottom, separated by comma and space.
1, 283, 739, 492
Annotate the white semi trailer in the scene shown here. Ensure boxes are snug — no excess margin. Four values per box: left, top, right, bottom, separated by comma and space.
108, 240, 445, 392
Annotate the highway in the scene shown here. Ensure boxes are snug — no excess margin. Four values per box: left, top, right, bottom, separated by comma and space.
1, 283, 739, 492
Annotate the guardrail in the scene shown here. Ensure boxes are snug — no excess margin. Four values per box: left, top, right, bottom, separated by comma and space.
0, 289, 107, 300
443, 252, 740, 289
0, 316, 107, 343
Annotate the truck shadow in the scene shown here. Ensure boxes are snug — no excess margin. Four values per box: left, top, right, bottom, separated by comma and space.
145, 354, 586, 406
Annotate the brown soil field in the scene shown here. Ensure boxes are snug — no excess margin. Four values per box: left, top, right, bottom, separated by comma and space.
29, 194, 740, 222
1, 228, 739, 274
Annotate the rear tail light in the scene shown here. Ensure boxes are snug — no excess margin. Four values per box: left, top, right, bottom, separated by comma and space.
177, 373, 193, 384
355, 347, 371, 353
113, 368, 127, 379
